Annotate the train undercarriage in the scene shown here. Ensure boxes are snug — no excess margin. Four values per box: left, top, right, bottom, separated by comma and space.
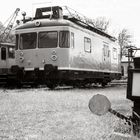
8, 64, 121, 89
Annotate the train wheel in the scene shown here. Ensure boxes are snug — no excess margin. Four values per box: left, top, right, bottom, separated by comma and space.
16, 69, 24, 88
31, 83, 38, 88
7, 75, 16, 87
101, 82, 107, 87
46, 79, 58, 89
16, 80, 22, 88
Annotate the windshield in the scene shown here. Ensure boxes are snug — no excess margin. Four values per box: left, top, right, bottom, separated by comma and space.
20, 33, 37, 49
39, 31, 58, 48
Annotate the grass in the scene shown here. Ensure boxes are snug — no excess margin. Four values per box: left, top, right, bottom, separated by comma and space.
0, 85, 139, 139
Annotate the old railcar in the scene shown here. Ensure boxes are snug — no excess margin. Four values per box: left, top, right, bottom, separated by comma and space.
11, 6, 121, 88
0, 43, 15, 84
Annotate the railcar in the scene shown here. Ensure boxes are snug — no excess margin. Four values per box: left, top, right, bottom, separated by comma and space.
11, 6, 121, 88
0, 43, 15, 84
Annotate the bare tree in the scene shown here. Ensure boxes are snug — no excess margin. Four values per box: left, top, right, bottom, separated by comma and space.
0, 21, 4, 29
92, 17, 110, 32
0, 21, 4, 39
118, 29, 132, 59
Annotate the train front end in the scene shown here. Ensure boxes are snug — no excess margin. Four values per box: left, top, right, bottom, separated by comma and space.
12, 6, 70, 88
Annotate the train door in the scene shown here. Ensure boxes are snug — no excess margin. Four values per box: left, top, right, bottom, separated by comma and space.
102, 43, 111, 70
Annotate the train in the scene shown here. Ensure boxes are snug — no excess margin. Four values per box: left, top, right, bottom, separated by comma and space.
0, 42, 15, 84
10, 6, 121, 88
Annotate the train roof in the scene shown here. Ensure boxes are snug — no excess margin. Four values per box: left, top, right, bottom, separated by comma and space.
16, 19, 72, 29
16, 6, 116, 41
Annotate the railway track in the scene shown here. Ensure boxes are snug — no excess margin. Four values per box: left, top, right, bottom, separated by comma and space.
0, 81, 127, 90
110, 79, 127, 85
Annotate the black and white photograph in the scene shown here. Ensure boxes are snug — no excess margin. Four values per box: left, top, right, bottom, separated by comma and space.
0, 0, 140, 139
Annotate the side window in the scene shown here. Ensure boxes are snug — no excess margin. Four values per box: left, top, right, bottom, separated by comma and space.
71, 32, 74, 48
84, 37, 91, 53
113, 48, 117, 59
1, 47, 6, 60
103, 44, 109, 57
59, 31, 70, 48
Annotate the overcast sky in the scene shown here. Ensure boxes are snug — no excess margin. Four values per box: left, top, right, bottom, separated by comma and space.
1, 0, 140, 47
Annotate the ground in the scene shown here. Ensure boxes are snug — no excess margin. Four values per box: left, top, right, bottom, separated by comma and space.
0, 85, 139, 140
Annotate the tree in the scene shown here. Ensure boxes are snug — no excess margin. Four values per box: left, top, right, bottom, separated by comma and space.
92, 17, 110, 32
0, 21, 5, 40
0, 21, 4, 30
118, 29, 132, 59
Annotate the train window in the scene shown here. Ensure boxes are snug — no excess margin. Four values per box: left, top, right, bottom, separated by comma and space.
59, 31, 70, 48
71, 32, 74, 48
1, 47, 6, 60
103, 44, 109, 57
15, 34, 19, 50
113, 48, 117, 59
8, 47, 15, 58
20, 33, 37, 50
84, 37, 91, 53
39, 31, 58, 48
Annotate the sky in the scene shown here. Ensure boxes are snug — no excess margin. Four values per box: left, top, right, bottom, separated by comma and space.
1, 0, 140, 47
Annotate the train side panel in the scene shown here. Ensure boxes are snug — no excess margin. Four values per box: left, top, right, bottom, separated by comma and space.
69, 26, 121, 73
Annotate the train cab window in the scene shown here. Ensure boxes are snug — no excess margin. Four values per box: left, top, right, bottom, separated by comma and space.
1, 47, 6, 60
84, 37, 91, 53
20, 33, 37, 50
16, 34, 19, 50
39, 31, 58, 48
71, 32, 74, 48
59, 31, 70, 48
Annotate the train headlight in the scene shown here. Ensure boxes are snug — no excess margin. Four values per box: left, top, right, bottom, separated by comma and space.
51, 55, 57, 61
9, 47, 14, 53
